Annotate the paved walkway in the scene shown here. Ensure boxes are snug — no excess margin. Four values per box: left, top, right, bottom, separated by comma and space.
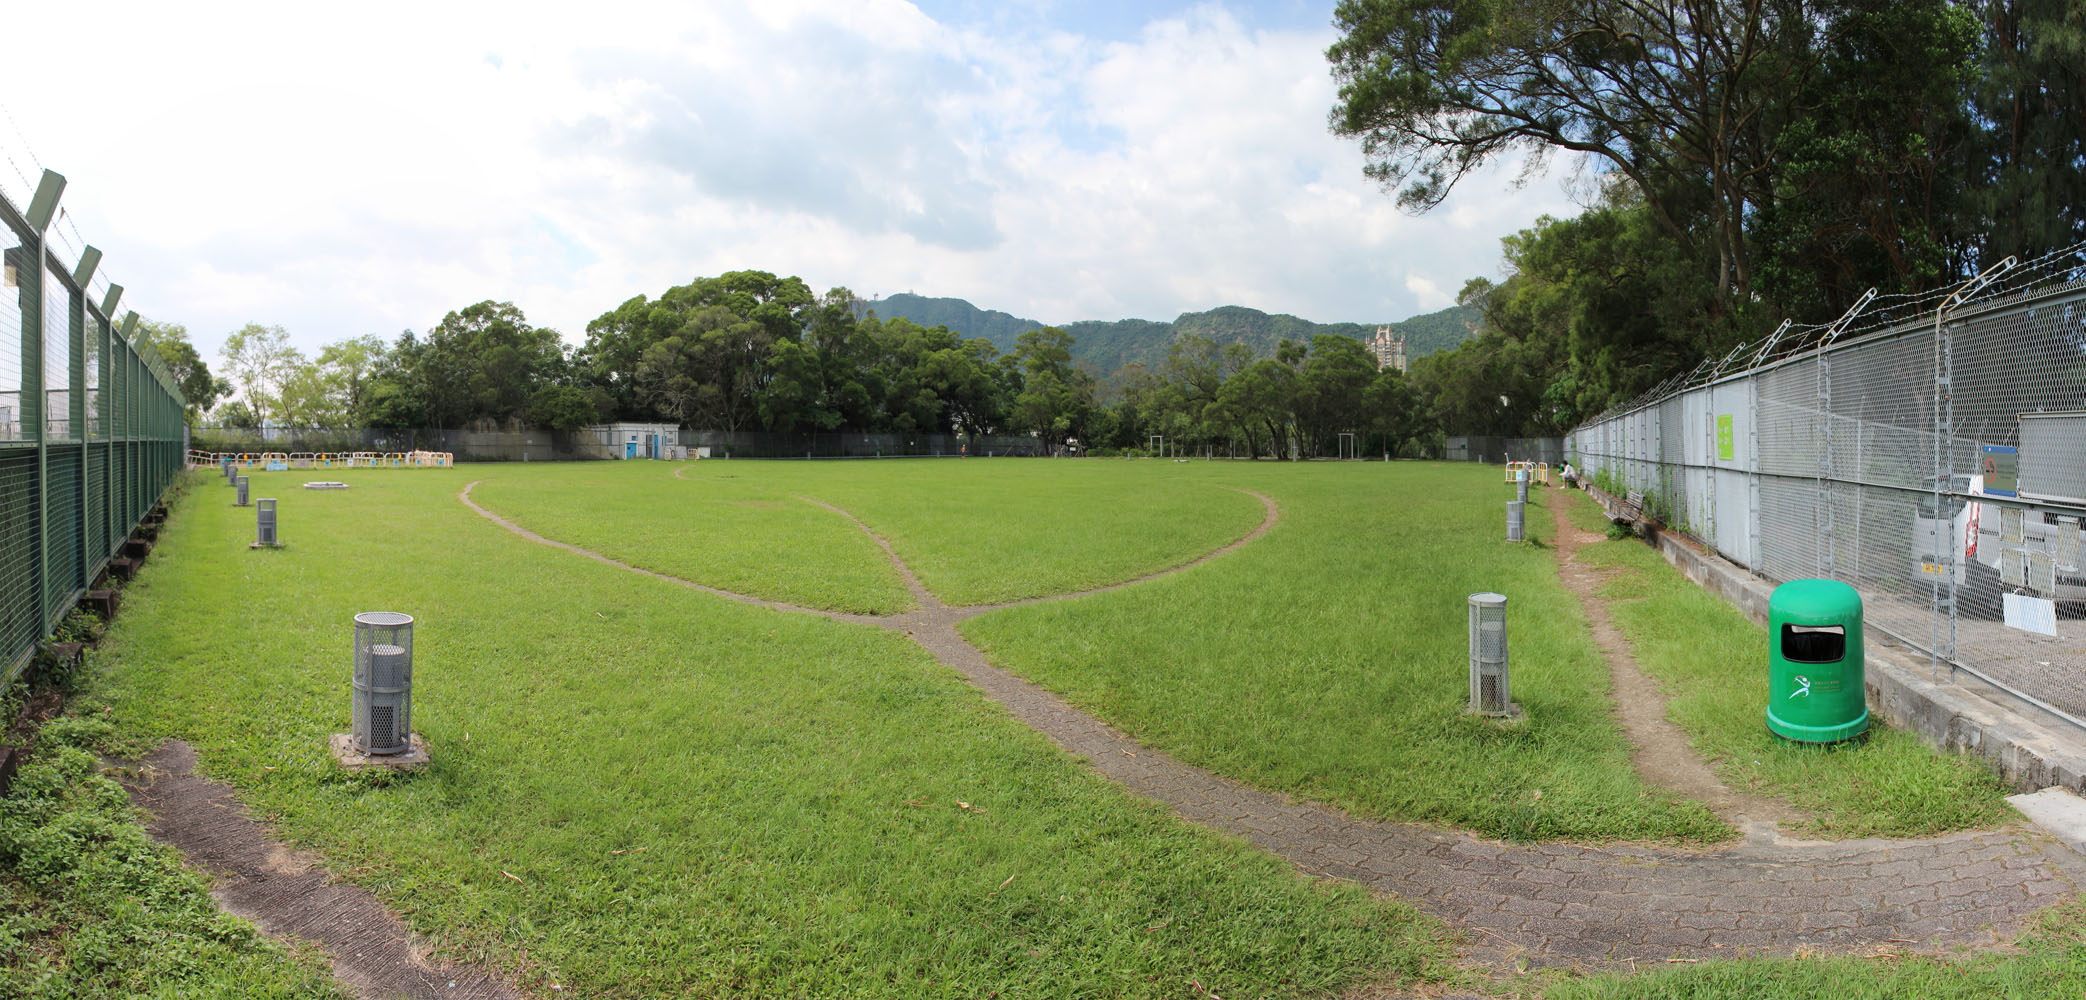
456, 481, 2084, 967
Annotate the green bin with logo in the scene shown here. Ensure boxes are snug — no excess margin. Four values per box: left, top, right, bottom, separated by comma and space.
1766, 579, 1868, 743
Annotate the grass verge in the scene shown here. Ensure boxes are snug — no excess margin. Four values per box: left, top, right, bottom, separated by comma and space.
1546, 899, 2086, 999
1557, 488, 2013, 838
0, 711, 345, 999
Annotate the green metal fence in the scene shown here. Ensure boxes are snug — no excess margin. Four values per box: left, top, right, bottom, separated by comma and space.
3, 168, 188, 684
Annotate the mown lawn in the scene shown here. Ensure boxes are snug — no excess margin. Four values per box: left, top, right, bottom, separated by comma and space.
37, 457, 2044, 998
965, 462, 1734, 842
717, 459, 1271, 605
463, 462, 914, 613
82, 466, 1451, 999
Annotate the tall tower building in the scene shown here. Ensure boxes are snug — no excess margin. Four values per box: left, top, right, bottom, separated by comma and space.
1368, 326, 1407, 373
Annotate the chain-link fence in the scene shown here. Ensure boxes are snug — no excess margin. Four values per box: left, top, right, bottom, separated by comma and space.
1, 169, 190, 683
1568, 245, 2086, 732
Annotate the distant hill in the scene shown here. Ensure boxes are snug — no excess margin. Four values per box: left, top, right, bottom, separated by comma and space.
863, 292, 1477, 373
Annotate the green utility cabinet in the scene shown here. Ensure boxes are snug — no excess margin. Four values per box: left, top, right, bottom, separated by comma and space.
1765, 579, 1869, 743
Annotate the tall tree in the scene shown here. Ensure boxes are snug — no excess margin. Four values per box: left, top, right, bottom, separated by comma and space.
131, 319, 227, 424
219, 323, 303, 428
579, 271, 815, 427
1294, 334, 1379, 456
1009, 327, 1096, 448
1970, 0, 2086, 268
1751, 0, 1982, 316
1328, 0, 1828, 307
417, 301, 566, 429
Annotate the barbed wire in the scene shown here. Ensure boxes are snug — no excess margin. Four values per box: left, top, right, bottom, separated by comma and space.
1582, 235, 2086, 425
0, 99, 166, 356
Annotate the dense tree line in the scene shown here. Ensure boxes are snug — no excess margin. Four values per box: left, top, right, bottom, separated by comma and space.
1330, 0, 2086, 433
179, 267, 1438, 458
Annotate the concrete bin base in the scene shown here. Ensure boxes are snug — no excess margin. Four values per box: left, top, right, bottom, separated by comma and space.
329, 732, 430, 773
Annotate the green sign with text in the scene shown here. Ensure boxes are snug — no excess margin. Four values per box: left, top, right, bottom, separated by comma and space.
1716, 414, 1735, 461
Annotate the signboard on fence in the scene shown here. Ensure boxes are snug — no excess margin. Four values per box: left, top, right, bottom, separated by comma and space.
1716, 414, 1734, 461
1980, 444, 2018, 498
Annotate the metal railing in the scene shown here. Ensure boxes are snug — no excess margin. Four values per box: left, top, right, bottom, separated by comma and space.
1, 167, 188, 684
1568, 243, 2086, 732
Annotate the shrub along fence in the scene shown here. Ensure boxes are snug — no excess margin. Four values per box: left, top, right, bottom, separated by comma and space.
1, 169, 189, 684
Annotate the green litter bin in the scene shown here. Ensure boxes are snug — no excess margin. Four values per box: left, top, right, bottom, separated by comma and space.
1766, 579, 1869, 743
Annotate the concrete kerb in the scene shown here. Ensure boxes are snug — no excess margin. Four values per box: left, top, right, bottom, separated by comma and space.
1579, 483, 2086, 797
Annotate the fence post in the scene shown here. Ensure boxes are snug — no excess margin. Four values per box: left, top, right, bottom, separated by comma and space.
1747, 380, 1761, 572
23, 169, 64, 646
69, 249, 89, 596
1933, 301, 1954, 680
1817, 339, 1834, 579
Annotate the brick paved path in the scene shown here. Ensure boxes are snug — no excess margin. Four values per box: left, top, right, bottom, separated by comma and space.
460, 481, 2085, 967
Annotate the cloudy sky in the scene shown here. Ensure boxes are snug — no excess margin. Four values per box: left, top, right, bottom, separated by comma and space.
1, 0, 1578, 365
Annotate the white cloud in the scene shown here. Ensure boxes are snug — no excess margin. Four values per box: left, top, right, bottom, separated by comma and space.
1403, 273, 1453, 311
0, 0, 1577, 372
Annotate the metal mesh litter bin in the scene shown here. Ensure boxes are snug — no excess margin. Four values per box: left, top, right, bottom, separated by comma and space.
1506, 500, 1525, 541
1468, 592, 1512, 715
353, 612, 415, 754
1766, 579, 1868, 743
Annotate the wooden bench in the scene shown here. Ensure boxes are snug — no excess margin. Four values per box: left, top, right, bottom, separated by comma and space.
1609, 490, 1646, 526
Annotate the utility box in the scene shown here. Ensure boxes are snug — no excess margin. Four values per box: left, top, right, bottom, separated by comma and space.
235, 475, 249, 506
1765, 579, 1868, 743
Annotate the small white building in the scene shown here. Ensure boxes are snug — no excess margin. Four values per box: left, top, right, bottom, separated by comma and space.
584, 422, 682, 460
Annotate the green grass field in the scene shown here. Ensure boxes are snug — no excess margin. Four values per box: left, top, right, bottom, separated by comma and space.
79, 465, 1449, 999
15, 457, 2042, 997
964, 464, 1737, 842
464, 463, 916, 612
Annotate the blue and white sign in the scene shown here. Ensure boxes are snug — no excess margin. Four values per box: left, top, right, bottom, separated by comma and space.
1980, 444, 2018, 497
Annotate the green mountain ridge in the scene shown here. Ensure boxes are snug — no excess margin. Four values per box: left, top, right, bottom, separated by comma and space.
864, 293, 1477, 373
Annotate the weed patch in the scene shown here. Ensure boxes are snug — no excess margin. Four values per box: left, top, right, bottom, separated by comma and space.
0, 712, 344, 999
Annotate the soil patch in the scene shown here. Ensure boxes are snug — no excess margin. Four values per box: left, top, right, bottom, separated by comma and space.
1547, 491, 1805, 837
121, 741, 525, 1000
